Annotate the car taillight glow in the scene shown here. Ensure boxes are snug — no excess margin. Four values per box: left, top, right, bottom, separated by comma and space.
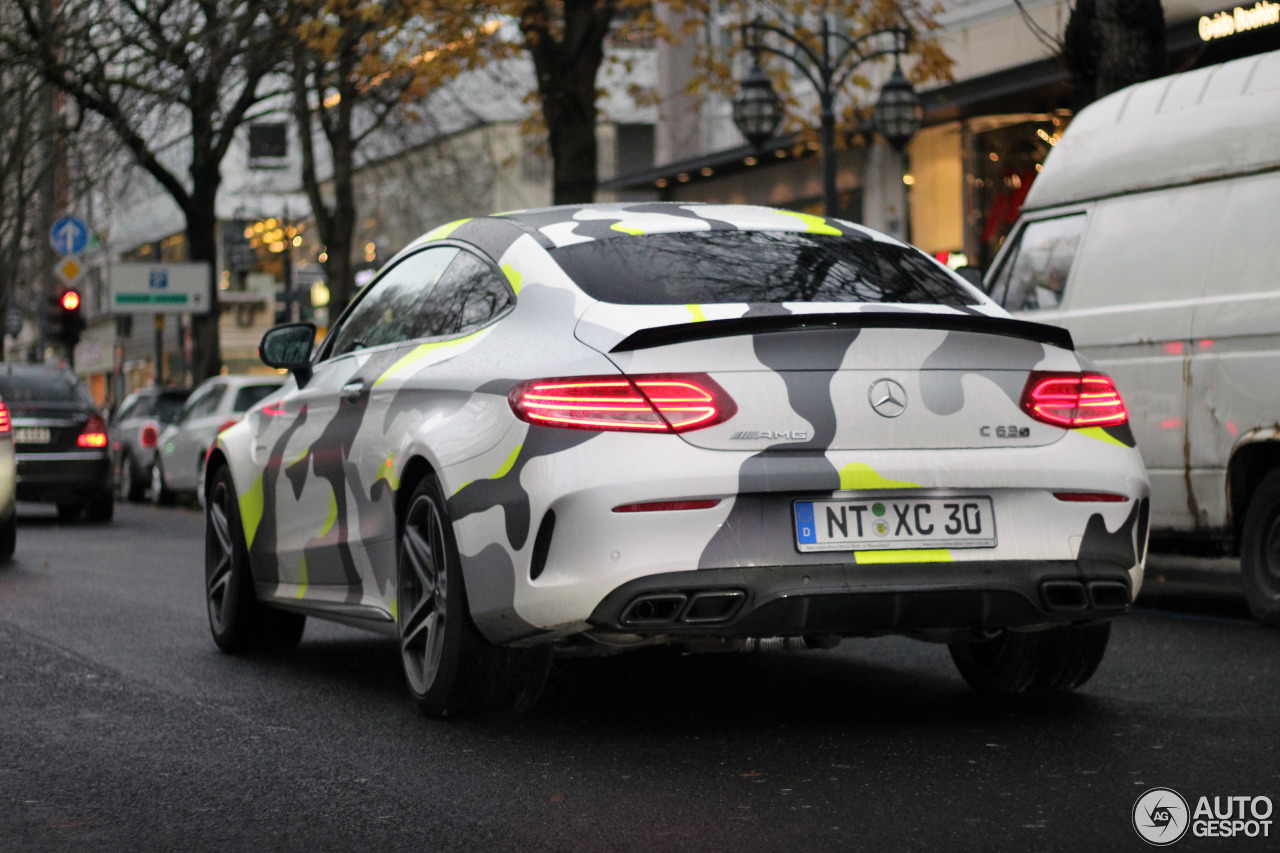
613, 499, 722, 513
78, 413, 108, 448
139, 422, 159, 449
1021, 371, 1128, 429
0, 402, 9, 434
509, 374, 736, 433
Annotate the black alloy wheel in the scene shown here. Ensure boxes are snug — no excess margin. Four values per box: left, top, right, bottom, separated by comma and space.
397, 475, 551, 717
204, 465, 305, 653
1242, 468, 1280, 627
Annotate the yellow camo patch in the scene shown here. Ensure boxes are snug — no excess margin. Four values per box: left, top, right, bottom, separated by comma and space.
375, 453, 400, 491
373, 329, 487, 387
854, 549, 952, 564
239, 474, 264, 551
491, 444, 523, 480
501, 264, 524, 294
319, 487, 338, 538
687, 304, 707, 323
838, 463, 920, 491
610, 222, 645, 236
1076, 427, 1130, 448
776, 210, 841, 236
422, 218, 472, 241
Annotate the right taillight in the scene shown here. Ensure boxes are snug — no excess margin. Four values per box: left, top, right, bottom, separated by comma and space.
1021, 371, 1128, 428
0, 401, 9, 434
139, 422, 159, 449
509, 374, 737, 433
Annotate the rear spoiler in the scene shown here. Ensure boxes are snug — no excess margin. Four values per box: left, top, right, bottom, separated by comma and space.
610, 312, 1074, 353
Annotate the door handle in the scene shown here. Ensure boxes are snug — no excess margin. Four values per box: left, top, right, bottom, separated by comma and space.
341, 381, 368, 403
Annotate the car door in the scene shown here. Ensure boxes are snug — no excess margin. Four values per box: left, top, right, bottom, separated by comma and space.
262, 245, 465, 604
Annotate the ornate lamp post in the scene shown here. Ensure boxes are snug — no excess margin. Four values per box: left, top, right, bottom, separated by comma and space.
731, 16, 922, 218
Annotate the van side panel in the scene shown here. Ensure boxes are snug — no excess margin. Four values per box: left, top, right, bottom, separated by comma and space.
1044, 184, 1229, 532
1189, 171, 1280, 531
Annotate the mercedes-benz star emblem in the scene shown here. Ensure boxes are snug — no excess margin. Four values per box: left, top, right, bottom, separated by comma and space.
868, 378, 907, 418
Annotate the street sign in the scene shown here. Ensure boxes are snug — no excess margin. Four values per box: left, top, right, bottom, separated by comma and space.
109, 263, 211, 314
50, 216, 90, 257
54, 257, 83, 286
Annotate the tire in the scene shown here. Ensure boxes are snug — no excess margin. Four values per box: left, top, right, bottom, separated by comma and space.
397, 475, 551, 717
1241, 468, 1280, 628
949, 622, 1111, 695
56, 502, 83, 521
0, 513, 15, 560
205, 465, 305, 653
150, 461, 173, 506
85, 491, 114, 523
117, 452, 145, 502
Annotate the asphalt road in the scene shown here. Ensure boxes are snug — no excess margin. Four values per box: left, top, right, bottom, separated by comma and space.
2, 501, 1277, 852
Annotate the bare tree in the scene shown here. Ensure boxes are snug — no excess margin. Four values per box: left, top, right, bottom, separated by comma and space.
0, 46, 50, 357
1014, 0, 1168, 106
3, 0, 288, 381
287, 1, 509, 319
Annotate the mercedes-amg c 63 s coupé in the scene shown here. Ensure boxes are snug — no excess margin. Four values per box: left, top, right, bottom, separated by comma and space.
204, 203, 1149, 716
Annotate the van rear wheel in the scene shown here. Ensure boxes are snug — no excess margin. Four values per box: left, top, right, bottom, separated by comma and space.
1241, 468, 1280, 628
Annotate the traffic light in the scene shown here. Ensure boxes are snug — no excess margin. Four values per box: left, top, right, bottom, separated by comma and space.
49, 287, 86, 349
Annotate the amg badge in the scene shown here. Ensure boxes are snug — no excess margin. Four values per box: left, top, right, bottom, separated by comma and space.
730, 430, 809, 441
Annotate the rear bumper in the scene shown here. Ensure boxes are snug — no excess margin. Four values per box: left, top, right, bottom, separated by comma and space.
587, 559, 1133, 641
16, 452, 112, 502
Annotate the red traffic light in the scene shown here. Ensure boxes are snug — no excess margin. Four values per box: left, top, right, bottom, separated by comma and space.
60, 290, 81, 311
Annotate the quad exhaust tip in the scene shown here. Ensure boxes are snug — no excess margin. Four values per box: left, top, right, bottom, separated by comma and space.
621, 590, 746, 626
1040, 579, 1131, 613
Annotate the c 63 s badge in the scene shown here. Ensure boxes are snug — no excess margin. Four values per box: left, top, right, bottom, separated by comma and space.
982, 425, 1031, 439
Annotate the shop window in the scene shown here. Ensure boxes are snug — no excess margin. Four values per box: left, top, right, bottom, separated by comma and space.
989, 213, 1087, 312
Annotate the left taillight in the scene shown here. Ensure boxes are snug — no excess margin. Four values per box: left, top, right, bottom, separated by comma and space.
78, 413, 108, 448
509, 374, 737, 433
1021, 371, 1129, 429
139, 421, 159, 449
0, 401, 9, 434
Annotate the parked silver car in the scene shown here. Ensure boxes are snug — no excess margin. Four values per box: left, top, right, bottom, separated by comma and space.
152, 375, 283, 504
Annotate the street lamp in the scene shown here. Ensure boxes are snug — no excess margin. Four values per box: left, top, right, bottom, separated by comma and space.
731, 16, 921, 217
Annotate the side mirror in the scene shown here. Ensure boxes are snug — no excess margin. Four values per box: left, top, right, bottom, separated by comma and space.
259, 322, 316, 385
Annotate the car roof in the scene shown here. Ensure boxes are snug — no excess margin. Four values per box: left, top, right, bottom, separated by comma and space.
392, 202, 899, 267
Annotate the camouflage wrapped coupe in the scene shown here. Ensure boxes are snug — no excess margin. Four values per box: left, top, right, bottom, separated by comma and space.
205, 203, 1149, 716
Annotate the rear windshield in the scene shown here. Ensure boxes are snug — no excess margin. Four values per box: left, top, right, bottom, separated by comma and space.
0, 368, 92, 405
233, 384, 281, 413
153, 393, 189, 423
548, 231, 978, 307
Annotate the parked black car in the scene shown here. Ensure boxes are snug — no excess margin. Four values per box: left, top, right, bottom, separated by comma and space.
0, 364, 113, 522
109, 386, 190, 502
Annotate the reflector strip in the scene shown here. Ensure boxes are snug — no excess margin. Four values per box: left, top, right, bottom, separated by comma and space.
1053, 492, 1129, 502
613, 500, 721, 513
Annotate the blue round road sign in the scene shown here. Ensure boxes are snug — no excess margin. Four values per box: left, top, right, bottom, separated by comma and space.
50, 216, 90, 256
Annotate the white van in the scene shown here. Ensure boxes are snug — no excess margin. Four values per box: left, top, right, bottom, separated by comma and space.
986, 49, 1280, 626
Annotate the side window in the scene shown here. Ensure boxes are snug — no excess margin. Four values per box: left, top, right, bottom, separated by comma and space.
193, 385, 227, 419
990, 214, 1087, 312
426, 250, 515, 337
114, 398, 139, 423
327, 247, 460, 357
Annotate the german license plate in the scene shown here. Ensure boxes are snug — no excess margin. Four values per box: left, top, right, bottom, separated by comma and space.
13, 427, 51, 444
794, 496, 997, 553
